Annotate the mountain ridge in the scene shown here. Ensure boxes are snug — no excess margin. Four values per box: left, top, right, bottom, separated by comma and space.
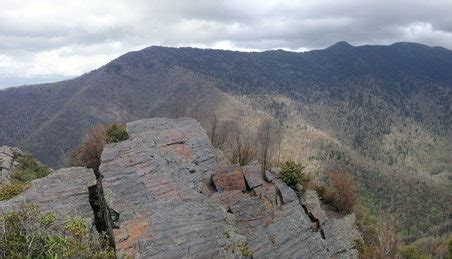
1, 41, 451, 242
1, 41, 452, 165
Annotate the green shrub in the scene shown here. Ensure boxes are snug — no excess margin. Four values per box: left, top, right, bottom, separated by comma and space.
447, 236, 452, 259
11, 154, 51, 182
106, 124, 129, 144
0, 182, 30, 201
0, 203, 114, 258
280, 160, 307, 187
238, 241, 253, 256
399, 245, 429, 259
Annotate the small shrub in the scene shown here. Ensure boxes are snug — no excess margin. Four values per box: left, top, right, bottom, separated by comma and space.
11, 154, 51, 182
70, 125, 107, 172
399, 245, 429, 259
238, 241, 253, 256
445, 236, 452, 259
106, 124, 129, 144
0, 182, 30, 201
70, 124, 129, 172
281, 160, 307, 186
327, 170, 357, 214
0, 203, 114, 258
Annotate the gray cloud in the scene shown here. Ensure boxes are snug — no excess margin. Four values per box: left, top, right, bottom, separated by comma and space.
1, 0, 452, 88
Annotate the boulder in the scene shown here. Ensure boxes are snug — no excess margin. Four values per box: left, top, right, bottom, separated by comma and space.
301, 190, 328, 222
212, 165, 247, 192
0, 146, 23, 184
275, 179, 299, 204
323, 214, 362, 258
242, 163, 265, 189
0, 167, 96, 225
100, 118, 244, 258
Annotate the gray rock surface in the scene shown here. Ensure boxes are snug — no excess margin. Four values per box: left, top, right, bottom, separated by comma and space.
0, 146, 23, 184
242, 163, 265, 189
323, 214, 362, 258
100, 118, 362, 258
0, 167, 96, 225
100, 118, 244, 258
301, 190, 328, 222
0, 118, 362, 258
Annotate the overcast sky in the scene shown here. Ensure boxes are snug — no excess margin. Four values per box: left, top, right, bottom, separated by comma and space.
1, 0, 452, 88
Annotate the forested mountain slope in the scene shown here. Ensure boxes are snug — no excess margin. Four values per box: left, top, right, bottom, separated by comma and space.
1, 42, 451, 241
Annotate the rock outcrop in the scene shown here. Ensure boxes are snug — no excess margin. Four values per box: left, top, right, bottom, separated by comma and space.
0, 118, 362, 258
0, 146, 24, 184
100, 118, 243, 257
100, 118, 362, 258
0, 167, 96, 225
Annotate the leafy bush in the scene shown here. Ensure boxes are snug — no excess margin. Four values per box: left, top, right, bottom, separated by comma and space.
106, 124, 129, 144
0, 182, 30, 201
445, 236, 452, 259
280, 160, 307, 186
0, 203, 114, 258
11, 154, 51, 182
399, 245, 429, 259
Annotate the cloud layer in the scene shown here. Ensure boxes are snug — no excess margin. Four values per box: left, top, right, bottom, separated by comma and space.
1, 0, 452, 87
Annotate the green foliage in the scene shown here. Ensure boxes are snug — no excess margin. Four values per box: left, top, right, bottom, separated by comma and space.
399, 245, 429, 259
0, 181, 30, 201
106, 124, 129, 144
354, 205, 379, 246
11, 154, 51, 182
447, 237, 452, 259
238, 241, 253, 256
0, 203, 114, 258
280, 160, 307, 186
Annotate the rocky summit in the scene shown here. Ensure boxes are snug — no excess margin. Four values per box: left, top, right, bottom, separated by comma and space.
0, 118, 362, 258
100, 118, 361, 258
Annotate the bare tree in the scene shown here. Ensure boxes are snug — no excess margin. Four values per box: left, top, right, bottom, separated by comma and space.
208, 112, 219, 144
257, 119, 281, 173
376, 218, 399, 258
276, 120, 283, 165
206, 113, 232, 149
168, 95, 186, 118
229, 123, 256, 165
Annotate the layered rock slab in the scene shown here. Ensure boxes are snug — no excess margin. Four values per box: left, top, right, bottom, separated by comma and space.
211, 169, 331, 258
100, 118, 243, 258
0, 167, 96, 224
100, 118, 361, 258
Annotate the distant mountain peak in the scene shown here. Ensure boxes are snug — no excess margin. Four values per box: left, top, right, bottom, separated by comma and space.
328, 41, 353, 49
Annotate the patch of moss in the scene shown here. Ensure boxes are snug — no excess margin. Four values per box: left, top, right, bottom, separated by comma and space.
11, 154, 51, 183
106, 124, 129, 144
0, 182, 30, 201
